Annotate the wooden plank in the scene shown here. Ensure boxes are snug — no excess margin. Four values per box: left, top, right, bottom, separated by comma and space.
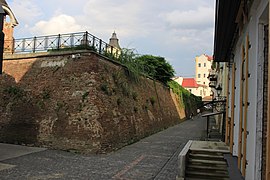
225, 71, 230, 144
266, 10, 270, 179
230, 63, 236, 153
238, 45, 245, 169
242, 35, 249, 177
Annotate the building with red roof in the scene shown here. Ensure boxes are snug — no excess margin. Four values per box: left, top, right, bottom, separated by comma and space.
182, 78, 198, 88
174, 77, 209, 98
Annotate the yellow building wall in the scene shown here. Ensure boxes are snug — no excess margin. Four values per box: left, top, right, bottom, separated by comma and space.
195, 54, 212, 97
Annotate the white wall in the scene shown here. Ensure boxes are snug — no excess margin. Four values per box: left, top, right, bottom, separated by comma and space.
232, 40, 242, 157
228, 1, 269, 179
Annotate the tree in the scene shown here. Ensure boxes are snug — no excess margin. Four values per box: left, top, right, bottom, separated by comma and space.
135, 55, 175, 84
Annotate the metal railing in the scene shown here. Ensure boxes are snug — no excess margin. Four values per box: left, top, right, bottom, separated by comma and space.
4, 31, 120, 56
201, 97, 227, 141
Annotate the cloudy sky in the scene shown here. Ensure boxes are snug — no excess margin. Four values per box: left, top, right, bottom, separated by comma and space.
9, 0, 215, 77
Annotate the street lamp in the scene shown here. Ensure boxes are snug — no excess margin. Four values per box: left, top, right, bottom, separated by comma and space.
0, 5, 5, 74
216, 84, 222, 97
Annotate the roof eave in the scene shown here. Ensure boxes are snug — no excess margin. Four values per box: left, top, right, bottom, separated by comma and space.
213, 0, 241, 62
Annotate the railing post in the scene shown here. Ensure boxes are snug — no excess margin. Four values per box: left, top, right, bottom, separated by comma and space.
110, 46, 113, 55
70, 34, 74, 47
85, 31, 88, 48
99, 39, 102, 54
22, 39, 26, 52
93, 36, 95, 48
57, 34, 61, 50
44, 36, 48, 50
33, 37, 36, 53
105, 44, 108, 54
207, 116, 209, 138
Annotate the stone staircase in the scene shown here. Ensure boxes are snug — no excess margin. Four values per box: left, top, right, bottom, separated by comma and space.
185, 149, 229, 180
177, 141, 230, 180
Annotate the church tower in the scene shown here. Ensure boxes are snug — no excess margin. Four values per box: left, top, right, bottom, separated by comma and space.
109, 31, 121, 50
1, 0, 18, 53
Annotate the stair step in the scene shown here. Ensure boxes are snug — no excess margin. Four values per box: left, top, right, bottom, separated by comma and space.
186, 177, 229, 180
189, 153, 224, 160
186, 167, 228, 175
190, 149, 227, 155
187, 164, 228, 172
189, 158, 227, 165
186, 171, 229, 179
207, 138, 223, 141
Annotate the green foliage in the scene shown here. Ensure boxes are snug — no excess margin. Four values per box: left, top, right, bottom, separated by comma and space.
134, 55, 175, 84
168, 81, 202, 115
104, 48, 175, 85
112, 71, 124, 85
104, 48, 144, 83
112, 70, 133, 98
102, 51, 118, 61
118, 48, 142, 83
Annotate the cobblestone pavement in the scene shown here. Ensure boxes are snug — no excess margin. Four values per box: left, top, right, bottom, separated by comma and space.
0, 116, 206, 180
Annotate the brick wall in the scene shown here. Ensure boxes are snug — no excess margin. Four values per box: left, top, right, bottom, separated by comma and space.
3, 21, 14, 53
0, 51, 190, 153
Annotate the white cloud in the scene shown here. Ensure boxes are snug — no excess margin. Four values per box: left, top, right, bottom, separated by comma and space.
9, 0, 42, 25
78, 0, 153, 38
10, 0, 215, 76
160, 6, 214, 29
31, 14, 84, 35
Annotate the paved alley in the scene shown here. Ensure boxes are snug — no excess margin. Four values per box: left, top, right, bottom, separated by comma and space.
0, 116, 206, 180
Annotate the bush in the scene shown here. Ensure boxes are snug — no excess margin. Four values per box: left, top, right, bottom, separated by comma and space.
168, 80, 202, 115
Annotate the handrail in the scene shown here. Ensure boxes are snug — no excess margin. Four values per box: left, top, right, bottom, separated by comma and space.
3, 31, 120, 57
202, 111, 225, 117
202, 110, 226, 141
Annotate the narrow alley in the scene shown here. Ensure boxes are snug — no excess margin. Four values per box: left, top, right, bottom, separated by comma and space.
0, 116, 206, 180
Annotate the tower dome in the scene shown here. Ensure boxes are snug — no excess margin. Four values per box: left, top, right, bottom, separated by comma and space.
109, 31, 120, 49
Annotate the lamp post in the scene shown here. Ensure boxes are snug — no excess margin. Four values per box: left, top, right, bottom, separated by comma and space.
0, 5, 5, 74
216, 84, 222, 97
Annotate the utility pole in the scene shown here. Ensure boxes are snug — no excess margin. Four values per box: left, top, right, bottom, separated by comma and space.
0, 5, 5, 74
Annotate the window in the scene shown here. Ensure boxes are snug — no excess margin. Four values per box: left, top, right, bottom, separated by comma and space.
198, 63, 201, 67
204, 63, 206, 67
203, 82, 205, 85
204, 74, 206, 78
189, 89, 192, 93
198, 74, 201, 78
200, 90, 202, 95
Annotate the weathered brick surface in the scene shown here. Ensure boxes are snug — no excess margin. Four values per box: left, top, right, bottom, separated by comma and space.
3, 21, 15, 53
0, 52, 190, 153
